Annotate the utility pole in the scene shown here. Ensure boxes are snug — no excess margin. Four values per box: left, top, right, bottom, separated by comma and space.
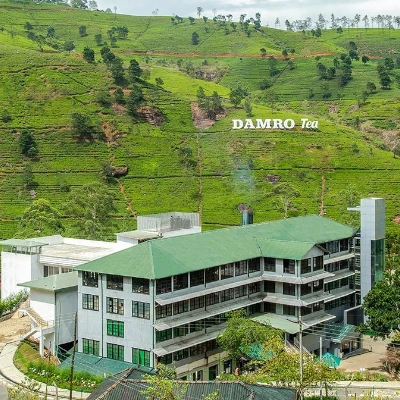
69, 311, 78, 400
45, 341, 52, 400
320, 336, 323, 400
299, 316, 303, 400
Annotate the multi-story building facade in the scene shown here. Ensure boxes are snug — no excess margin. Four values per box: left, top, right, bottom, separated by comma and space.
75, 201, 384, 380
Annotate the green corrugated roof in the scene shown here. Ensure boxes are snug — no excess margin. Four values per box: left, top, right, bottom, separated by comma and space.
74, 215, 355, 280
252, 313, 300, 334
18, 272, 78, 291
256, 239, 315, 260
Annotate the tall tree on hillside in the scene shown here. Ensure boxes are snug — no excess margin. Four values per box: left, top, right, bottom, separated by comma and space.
19, 130, 38, 158
70, 0, 88, 9
16, 199, 64, 238
127, 59, 142, 82
83, 46, 95, 63
196, 7, 203, 17
62, 182, 116, 240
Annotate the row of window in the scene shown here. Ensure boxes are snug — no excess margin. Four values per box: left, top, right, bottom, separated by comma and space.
83, 272, 150, 294
159, 339, 219, 365
83, 295, 151, 319
156, 259, 260, 295
156, 313, 228, 343
325, 295, 352, 311
155, 283, 260, 319
83, 339, 151, 367
325, 259, 353, 273
325, 277, 350, 293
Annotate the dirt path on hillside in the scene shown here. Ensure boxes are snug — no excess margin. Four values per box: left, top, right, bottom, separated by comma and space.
117, 179, 137, 219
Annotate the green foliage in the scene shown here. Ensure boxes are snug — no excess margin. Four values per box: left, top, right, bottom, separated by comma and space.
7, 377, 42, 400
96, 90, 112, 107
217, 309, 282, 363
82, 46, 95, 63
197, 87, 224, 119
71, 112, 99, 140
22, 163, 36, 189
19, 130, 38, 157
141, 364, 186, 400
79, 25, 87, 37
109, 57, 125, 84
0, 290, 28, 317
126, 85, 144, 116
16, 199, 64, 237
114, 87, 125, 104
191, 31, 199, 45
357, 269, 400, 339
267, 182, 300, 218
62, 182, 117, 240
1, 109, 12, 122
94, 33, 103, 45
229, 84, 248, 107
128, 59, 142, 82
46, 26, 55, 38
63, 40, 75, 53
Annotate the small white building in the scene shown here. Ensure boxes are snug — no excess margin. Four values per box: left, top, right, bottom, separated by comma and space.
18, 272, 78, 357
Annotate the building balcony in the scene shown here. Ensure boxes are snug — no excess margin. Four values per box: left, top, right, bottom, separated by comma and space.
325, 287, 356, 301
324, 270, 355, 283
153, 328, 222, 357
263, 291, 333, 307
262, 271, 334, 285
155, 276, 262, 306
324, 252, 355, 265
153, 294, 264, 331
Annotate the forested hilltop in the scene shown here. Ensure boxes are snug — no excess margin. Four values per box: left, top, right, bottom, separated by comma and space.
0, 0, 400, 248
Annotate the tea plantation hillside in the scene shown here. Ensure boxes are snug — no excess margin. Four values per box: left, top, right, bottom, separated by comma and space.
0, 1, 400, 239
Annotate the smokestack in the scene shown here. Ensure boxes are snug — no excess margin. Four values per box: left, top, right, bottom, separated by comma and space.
238, 204, 253, 226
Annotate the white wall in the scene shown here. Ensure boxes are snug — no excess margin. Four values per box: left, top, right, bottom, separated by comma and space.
56, 288, 78, 345
30, 290, 55, 322
1, 252, 42, 299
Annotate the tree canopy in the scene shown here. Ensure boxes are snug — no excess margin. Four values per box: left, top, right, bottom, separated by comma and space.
62, 182, 116, 240
358, 270, 400, 339
16, 199, 64, 238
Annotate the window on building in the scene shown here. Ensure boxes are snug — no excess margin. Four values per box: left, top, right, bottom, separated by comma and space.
156, 329, 172, 343
173, 300, 189, 315
191, 343, 206, 357
190, 296, 205, 311
264, 302, 276, 313
235, 285, 247, 298
82, 338, 99, 356
235, 261, 247, 276
156, 304, 172, 319
107, 320, 124, 337
313, 279, 323, 292
173, 325, 189, 338
190, 270, 204, 287
190, 320, 204, 333
264, 281, 275, 293
107, 343, 124, 361
223, 360, 232, 374
300, 283, 312, 296
264, 257, 276, 272
249, 258, 261, 273
283, 305, 296, 316
206, 339, 218, 352
283, 283, 296, 296
249, 303, 261, 314
106, 297, 124, 315
173, 273, 188, 291
221, 288, 234, 302
220, 263, 234, 280
132, 348, 150, 367
44, 265, 60, 277
132, 301, 150, 319
249, 282, 261, 294
107, 275, 123, 291
82, 271, 98, 287
61, 267, 71, 274
313, 256, 323, 271
156, 277, 172, 295
205, 266, 219, 283
159, 354, 173, 365
340, 239, 349, 252
192, 370, 203, 381
82, 294, 99, 311
283, 259, 296, 274
301, 306, 312, 316
301, 259, 312, 274
312, 301, 324, 312
205, 293, 219, 306
174, 349, 189, 361
132, 278, 149, 294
